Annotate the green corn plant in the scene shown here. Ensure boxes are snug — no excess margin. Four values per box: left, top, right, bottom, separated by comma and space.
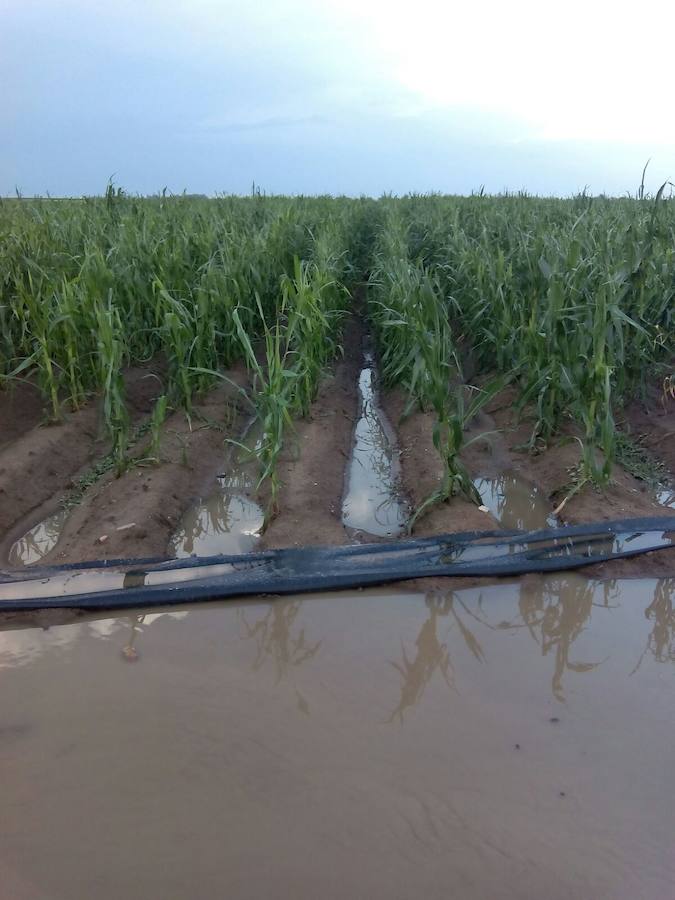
230, 294, 297, 518
148, 394, 169, 461
93, 293, 129, 475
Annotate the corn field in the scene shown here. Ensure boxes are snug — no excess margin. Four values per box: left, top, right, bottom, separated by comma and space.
1, 189, 673, 508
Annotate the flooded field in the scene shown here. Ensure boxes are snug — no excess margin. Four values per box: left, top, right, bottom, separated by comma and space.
1, 574, 674, 899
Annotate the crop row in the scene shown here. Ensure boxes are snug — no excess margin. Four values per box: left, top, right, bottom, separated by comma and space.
1, 190, 673, 518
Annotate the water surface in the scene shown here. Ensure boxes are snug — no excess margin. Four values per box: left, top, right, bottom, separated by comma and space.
342, 358, 408, 537
169, 428, 264, 558
1, 575, 674, 899
7, 508, 69, 566
473, 472, 558, 530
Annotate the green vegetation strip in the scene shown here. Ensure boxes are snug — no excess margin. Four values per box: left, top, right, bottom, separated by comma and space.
1, 188, 672, 521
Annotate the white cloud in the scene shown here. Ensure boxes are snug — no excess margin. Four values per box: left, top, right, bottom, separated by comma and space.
3, 0, 674, 194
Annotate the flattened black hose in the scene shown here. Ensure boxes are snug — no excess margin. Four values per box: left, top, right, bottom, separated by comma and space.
0, 516, 673, 612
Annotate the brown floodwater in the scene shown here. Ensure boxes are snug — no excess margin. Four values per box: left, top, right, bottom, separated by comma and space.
0, 574, 674, 899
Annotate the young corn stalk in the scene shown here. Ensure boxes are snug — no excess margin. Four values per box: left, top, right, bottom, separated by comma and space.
93, 294, 129, 476
369, 226, 502, 527
230, 295, 298, 519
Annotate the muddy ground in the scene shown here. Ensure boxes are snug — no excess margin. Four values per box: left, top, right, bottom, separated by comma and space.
1, 330, 674, 590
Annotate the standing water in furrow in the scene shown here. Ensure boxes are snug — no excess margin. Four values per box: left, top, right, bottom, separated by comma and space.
7, 508, 69, 566
169, 422, 264, 558
657, 482, 675, 509
473, 473, 559, 531
342, 351, 408, 537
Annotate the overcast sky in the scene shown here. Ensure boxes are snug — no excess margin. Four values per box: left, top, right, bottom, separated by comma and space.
3, 0, 674, 197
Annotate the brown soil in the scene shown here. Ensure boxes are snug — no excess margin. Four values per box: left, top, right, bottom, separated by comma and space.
41, 364, 249, 565
381, 387, 499, 536
623, 383, 675, 474
1, 334, 674, 587
0, 404, 102, 550
383, 382, 675, 582
0, 362, 167, 559
260, 315, 362, 549
0, 380, 47, 448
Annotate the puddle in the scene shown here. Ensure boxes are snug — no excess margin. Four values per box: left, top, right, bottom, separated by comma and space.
1, 575, 675, 898
342, 355, 408, 537
169, 425, 264, 558
7, 508, 69, 566
657, 483, 675, 509
474, 473, 558, 530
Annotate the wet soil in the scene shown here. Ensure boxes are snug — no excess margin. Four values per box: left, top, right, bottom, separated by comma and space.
381, 388, 500, 537
39, 365, 249, 565
623, 382, 675, 473
483, 394, 675, 577
259, 315, 362, 550
1, 336, 674, 580
0, 403, 101, 548
0, 379, 46, 448
0, 362, 167, 554
1, 575, 674, 899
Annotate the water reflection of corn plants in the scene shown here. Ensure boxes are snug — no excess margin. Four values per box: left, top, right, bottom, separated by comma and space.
518, 578, 612, 701
8, 509, 69, 566
170, 491, 263, 558
342, 364, 408, 537
120, 614, 145, 662
386, 593, 485, 723
631, 577, 675, 672
238, 601, 322, 714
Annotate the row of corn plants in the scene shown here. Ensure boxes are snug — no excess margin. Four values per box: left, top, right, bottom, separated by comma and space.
230, 216, 352, 517
399, 191, 674, 489
367, 207, 502, 525
0, 192, 333, 474
2, 189, 673, 505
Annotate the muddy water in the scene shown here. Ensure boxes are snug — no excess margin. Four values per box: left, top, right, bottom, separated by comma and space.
169, 428, 264, 558
342, 357, 408, 537
1, 576, 675, 899
7, 508, 69, 566
474, 472, 558, 530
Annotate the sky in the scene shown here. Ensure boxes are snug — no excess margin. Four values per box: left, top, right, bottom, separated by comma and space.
3, 0, 675, 197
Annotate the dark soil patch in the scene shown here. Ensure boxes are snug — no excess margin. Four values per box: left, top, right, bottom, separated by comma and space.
0, 380, 47, 449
